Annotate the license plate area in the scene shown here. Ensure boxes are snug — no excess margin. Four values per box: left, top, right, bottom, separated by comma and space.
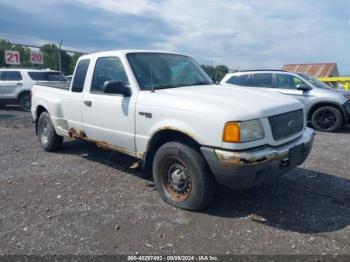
279, 144, 304, 168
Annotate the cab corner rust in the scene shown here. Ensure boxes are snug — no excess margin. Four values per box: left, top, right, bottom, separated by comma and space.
68, 128, 87, 139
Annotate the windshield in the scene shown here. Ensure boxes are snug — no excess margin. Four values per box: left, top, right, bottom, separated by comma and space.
127, 53, 213, 91
28, 71, 67, 81
298, 73, 330, 89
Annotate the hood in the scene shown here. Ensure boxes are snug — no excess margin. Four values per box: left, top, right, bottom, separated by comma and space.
139, 84, 303, 121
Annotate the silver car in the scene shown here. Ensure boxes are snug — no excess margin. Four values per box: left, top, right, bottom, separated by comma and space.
221, 70, 350, 132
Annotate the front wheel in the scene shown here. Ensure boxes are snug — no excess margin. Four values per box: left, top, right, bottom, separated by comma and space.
152, 141, 215, 211
37, 112, 63, 151
18, 93, 31, 112
311, 106, 343, 132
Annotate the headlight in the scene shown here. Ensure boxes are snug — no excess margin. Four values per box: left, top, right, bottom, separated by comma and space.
223, 119, 265, 143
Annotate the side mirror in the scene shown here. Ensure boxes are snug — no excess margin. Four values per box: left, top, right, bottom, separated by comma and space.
103, 80, 131, 96
296, 83, 312, 92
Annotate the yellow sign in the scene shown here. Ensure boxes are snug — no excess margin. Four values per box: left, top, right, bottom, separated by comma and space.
318, 77, 350, 90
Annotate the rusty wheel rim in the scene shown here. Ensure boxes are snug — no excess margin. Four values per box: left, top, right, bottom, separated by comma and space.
161, 158, 192, 202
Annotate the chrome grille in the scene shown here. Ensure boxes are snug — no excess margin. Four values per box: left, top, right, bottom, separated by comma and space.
268, 109, 304, 141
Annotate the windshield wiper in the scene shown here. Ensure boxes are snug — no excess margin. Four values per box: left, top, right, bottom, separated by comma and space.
180, 81, 213, 87
193, 81, 213, 85
152, 81, 213, 90
152, 84, 178, 90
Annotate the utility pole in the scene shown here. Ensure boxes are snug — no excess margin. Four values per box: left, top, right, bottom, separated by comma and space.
58, 40, 63, 82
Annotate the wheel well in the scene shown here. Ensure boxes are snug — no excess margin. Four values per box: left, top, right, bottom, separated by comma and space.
17, 90, 30, 101
36, 105, 47, 119
308, 102, 345, 120
143, 129, 201, 172
35, 106, 48, 134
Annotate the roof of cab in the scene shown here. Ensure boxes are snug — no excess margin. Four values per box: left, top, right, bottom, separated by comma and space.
80, 49, 188, 59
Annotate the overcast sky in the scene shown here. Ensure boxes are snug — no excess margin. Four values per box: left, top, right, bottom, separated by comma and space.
0, 0, 349, 74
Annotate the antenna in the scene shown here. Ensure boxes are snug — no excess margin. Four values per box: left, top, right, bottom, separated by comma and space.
58, 40, 63, 82
150, 54, 155, 93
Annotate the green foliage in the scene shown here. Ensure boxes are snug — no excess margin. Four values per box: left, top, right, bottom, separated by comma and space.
201, 64, 229, 82
0, 39, 83, 74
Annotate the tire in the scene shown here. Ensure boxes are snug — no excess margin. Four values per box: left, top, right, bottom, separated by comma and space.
18, 92, 31, 112
37, 112, 63, 151
152, 141, 215, 211
311, 106, 343, 132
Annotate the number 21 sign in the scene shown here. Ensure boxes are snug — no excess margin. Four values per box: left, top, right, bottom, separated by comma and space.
30, 51, 44, 64
5, 50, 20, 65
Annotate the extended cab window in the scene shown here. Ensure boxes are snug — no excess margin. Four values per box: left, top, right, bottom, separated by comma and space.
227, 74, 248, 86
0, 71, 22, 81
91, 57, 129, 93
276, 74, 304, 89
246, 73, 273, 87
71, 59, 90, 93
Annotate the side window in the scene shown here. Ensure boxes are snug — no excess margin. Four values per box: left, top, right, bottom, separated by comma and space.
276, 74, 303, 89
227, 75, 248, 86
71, 59, 90, 93
246, 73, 273, 87
91, 57, 129, 93
0, 71, 22, 81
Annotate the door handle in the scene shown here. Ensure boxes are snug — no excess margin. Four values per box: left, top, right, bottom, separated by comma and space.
84, 100, 92, 107
16, 83, 23, 86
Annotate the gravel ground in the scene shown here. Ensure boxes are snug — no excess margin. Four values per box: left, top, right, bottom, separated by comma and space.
0, 106, 350, 255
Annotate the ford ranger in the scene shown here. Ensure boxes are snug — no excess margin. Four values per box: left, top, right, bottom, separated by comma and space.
31, 50, 315, 211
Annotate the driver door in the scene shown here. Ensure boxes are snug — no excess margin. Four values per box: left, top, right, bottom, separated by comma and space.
81, 56, 136, 154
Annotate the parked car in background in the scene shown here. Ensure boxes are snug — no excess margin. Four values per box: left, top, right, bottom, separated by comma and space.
0, 68, 66, 111
31, 50, 314, 210
221, 70, 350, 132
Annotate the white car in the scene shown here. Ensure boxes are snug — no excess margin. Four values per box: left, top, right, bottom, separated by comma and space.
0, 68, 66, 111
31, 50, 314, 210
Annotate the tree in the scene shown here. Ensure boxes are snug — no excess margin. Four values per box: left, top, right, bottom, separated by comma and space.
0, 39, 83, 75
201, 64, 229, 82
215, 65, 229, 82
40, 44, 75, 74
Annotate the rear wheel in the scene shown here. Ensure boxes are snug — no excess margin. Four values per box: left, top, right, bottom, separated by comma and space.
311, 106, 343, 132
152, 141, 215, 211
18, 92, 31, 112
37, 112, 63, 151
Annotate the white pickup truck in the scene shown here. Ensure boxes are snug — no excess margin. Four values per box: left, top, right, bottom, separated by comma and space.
31, 50, 315, 210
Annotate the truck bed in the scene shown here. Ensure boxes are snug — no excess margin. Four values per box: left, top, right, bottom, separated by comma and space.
36, 81, 70, 90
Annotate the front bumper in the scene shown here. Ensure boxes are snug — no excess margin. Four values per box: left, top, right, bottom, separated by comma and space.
201, 127, 315, 189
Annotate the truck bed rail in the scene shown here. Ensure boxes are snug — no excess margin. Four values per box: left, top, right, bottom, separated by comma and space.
35, 81, 70, 90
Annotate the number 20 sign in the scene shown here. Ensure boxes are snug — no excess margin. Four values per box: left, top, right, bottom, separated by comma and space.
30, 51, 44, 64
5, 50, 20, 65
